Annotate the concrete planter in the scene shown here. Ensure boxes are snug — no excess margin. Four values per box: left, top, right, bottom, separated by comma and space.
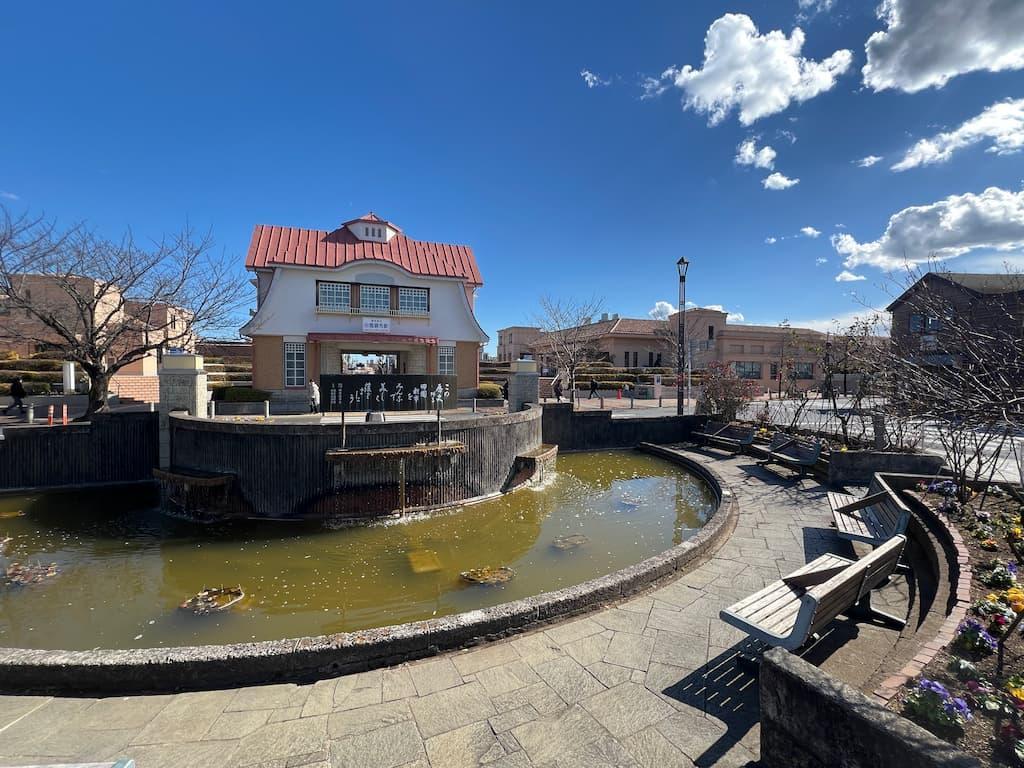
828, 450, 944, 487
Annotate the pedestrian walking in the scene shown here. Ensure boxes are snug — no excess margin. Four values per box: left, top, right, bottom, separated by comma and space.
588, 377, 599, 399
4, 377, 27, 416
501, 379, 509, 402
308, 378, 321, 414
552, 378, 563, 402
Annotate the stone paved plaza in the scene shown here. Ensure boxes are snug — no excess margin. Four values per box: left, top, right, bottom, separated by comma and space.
0, 448, 906, 768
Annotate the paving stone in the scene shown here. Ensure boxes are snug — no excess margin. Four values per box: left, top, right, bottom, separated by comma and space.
327, 700, 412, 739
268, 706, 304, 723
300, 679, 338, 718
408, 657, 463, 696
651, 630, 708, 669
126, 740, 241, 768
646, 608, 707, 637
492, 681, 566, 717
486, 751, 533, 768
619, 596, 654, 615
655, 710, 729, 762
476, 660, 543, 697
562, 631, 611, 667
205, 709, 272, 740
603, 632, 654, 671
580, 683, 674, 740
534, 657, 605, 704
545, 733, 641, 768
74, 695, 172, 730
510, 705, 606, 766
0, 695, 51, 730
650, 584, 702, 610
495, 730, 522, 754
424, 721, 503, 768
543, 616, 605, 646
623, 726, 696, 768
451, 641, 520, 676
0, 699, 94, 753
382, 666, 418, 702
230, 715, 328, 766
489, 704, 540, 733
132, 690, 237, 744
333, 669, 383, 711
2, 726, 137, 760
585, 662, 633, 689
408, 681, 495, 739
228, 684, 309, 713
329, 720, 425, 768
511, 632, 565, 666
591, 608, 647, 635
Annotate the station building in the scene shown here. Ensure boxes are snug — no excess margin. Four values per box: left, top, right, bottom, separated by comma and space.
241, 213, 488, 403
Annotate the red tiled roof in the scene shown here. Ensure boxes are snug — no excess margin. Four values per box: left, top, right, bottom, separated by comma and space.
245, 223, 482, 285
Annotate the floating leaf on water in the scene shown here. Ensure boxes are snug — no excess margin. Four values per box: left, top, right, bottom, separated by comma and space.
552, 534, 589, 551
179, 586, 245, 615
3, 561, 59, 586
460, 566, 514, 585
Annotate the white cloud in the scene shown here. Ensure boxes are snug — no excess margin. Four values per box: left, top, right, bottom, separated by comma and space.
815, 257, 828, 265
855, 155, 883, 167
776, 129, 798, 144
786, 307, 889, 334
640, 68, 675, 100
651, 13, 852, 125
797, 0, 835, 19
648, 300, 676, 320
0, 191, 18, 200
735, 138, 776, 169
832, 186, 1024, 271
727, 311, 745, 322
892, 98, 1024, 171
580, 69, 611, 88
863, 0, 1024, 93
765, 236, 778, 244
763, 172, 800, 190
800, 226, 821, 238
835, 270, 867, 282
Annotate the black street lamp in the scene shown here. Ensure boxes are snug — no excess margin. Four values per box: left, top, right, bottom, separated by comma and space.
677, 257, 689, 415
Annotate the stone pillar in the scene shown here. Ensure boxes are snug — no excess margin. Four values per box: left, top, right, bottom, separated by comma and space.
158, 354, 208, 469
508, 359, 539, 413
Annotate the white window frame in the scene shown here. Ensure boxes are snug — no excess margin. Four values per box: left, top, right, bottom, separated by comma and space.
360, 285, 391, 313
438, 345, 456, 376
398, 287, 429, 314
284, 342, 306, 387
317, 281, 350, 312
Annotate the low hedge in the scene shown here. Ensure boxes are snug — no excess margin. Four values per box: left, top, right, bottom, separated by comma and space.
30, 350, 68, 360
211, 386, 271, 402
0, 382, 52, 396
207, 371, 252, 382
476, 382, 502, 399
0, 370, 63, 384
0, 359, 63, 372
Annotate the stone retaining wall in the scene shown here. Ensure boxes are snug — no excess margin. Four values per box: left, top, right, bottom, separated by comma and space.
828, 451, 945, 486
541, 403, 700, 450
0, 447, 737, 694
760, 648, 979, 767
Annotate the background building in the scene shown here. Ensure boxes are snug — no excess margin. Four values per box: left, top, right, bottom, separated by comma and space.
242, 213, 488, 402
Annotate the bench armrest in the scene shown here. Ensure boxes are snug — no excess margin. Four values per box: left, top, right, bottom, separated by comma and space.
836, 491, 889, 514
782, 564, 850, 588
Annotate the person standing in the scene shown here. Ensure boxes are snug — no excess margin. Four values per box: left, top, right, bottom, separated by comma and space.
308, 378, 321, 414
552, 377, 563, 402
588, 377, 599, 399
5, 376, 27, 416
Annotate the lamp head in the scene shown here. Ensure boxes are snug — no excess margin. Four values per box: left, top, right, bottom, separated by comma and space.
676, 256, 690, 279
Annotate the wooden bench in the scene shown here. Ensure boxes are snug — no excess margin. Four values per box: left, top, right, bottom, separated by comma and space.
693, 420, 756, 454
719, 534, 906, 652
758, 433, 822, 478
827, 473, 911, 546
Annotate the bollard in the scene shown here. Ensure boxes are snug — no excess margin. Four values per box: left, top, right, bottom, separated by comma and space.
62, 403, 68, 425
341, 408, 346, 448
617, 389, 622, 399
472, 398, 477, 413
27, 405, 34, 424
658, 396, 663, 408
436, 408, 442, 444
47, 404, 54, 426
263, 400, 270, 418
209, 400, 216, 418
599, 396, 604, 410
630, 394, 635, 409
149, 401, 155, 412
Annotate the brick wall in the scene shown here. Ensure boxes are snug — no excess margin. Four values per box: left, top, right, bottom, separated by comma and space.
110, 374, 160, 404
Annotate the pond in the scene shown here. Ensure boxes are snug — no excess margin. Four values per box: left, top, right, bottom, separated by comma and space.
0, 449, 716, 650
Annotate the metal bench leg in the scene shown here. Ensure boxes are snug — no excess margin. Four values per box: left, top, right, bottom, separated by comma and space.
847, 592, 906, 629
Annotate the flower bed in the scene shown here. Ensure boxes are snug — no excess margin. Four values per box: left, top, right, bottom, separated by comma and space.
895, 481, 1024, 766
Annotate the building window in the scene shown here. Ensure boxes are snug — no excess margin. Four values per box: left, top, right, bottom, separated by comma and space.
438, 345, 455, 376
398, 287, 429, 314
648, 351, 654, 367
655, 352, 662, 366
793, 362, 814, 380
770, 362, 779, 379
708, 325, 714, 340
909, 313, 943, 333
733, 361, 762, 379
360, 285, 391, 313
318, 281, 351, 311
284, 342, 305, 387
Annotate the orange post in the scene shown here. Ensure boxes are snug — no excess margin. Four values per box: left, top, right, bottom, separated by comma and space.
61, 403, 68, 426
617, 389, 622, 399
47, 404, 54, 426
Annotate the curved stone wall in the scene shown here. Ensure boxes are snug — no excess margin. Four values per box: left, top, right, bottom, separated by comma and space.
168, 406, 543, 519
0, 446, 736, 694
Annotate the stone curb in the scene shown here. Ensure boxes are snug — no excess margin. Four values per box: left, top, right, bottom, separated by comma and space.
871, 487, 973, 704
0, 444, 739, 695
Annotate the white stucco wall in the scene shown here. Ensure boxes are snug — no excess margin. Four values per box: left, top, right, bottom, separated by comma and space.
241, 262, 488, 344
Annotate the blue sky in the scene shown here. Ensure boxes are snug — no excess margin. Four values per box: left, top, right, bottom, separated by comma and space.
3, 1, 1024, 349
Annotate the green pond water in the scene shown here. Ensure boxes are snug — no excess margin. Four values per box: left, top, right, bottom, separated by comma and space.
0, 450, 715, 650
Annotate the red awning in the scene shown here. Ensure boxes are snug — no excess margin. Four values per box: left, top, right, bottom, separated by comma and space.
307, 332, 438, 345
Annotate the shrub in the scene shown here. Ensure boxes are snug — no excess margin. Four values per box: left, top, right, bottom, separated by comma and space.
0, 381, 51, 396
903, 679, 972, 733
476, 382, 502, 399
0, 359, 63, 372
30, 350, 68, 360
696, 361, 758, 421
0, 350, 19, 361
212, 387, 271, 402
0, 370, 63, 384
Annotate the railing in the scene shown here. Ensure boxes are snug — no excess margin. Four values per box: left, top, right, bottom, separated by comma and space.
314, 305, 429, 318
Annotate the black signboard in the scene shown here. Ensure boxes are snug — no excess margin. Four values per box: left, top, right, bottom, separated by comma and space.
320, 374, 458, 412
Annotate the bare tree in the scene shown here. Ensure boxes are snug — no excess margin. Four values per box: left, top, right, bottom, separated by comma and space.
0, 207, 250, 417
532, 295, 605, 398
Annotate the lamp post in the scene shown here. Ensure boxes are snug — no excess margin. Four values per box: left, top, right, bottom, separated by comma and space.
676, 257, 690, 415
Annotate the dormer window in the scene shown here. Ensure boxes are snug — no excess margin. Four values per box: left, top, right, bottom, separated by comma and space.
345, 213, 400, 243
